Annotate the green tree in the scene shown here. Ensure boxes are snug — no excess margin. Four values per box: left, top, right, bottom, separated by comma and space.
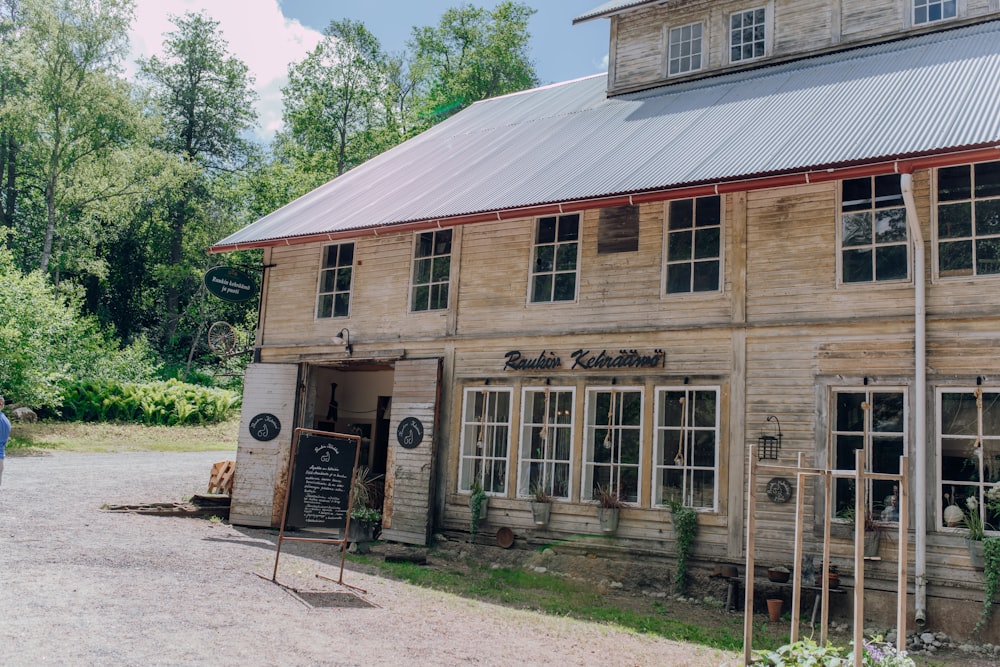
7, 0, 144, 277
138, 11, 257, 352
410, 2, 538, 124
283, 18, 389, 179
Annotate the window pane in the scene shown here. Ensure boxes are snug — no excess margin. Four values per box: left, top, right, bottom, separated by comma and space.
975, 199, 1000, 236
415, 232, 433, 258
413, 258, 431, 283
335, 267, 352, 291
412, 285, 429, 311
667, 263, 692, 293
339, 243, 354, 265
320, 269, 337, 293
557, 215, 579, 241
430, 283, 448, 309
842, 212, 871, 247
553, 273, 576, 301
333, 292, 350, 317
843, 248, 873, 282
976, 160, 1000, 197
938, 165, 971, 201
534, 245, 554, 272
532, 275, 552, 302
432, 256, 451, 281
317, 294, 333, 318
696, 195, 721, 226
693, 261, 720, 291
694, 228, 720, 259
555, 242, 578, 270
938, 202, 972, 238
669, 199, 693, 229
976, 239, 1000, 274
875, 208, 907, 242
843, 178, 873, 212
875, 245, 908, 281
837, 393, 866, 430
668, 230, 693, 261
938, 240, 973, 275
536, 217, 556, 243
874, 175, 904, 208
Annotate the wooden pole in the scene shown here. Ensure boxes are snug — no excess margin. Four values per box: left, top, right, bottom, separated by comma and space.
854, 448, 865, 667
743, 445, 757, 666
821, 467, 832, 644
790, 453, 807, 641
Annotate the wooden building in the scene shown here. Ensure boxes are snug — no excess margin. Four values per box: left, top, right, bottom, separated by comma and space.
211, 0, 1000, 639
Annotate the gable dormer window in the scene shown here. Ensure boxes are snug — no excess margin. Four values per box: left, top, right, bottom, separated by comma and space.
667, 22, 703, 76
729, 7, 767, 63
913, 0, 957, 25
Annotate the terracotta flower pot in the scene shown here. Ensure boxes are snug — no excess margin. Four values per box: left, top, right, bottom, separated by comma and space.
766, 598, 783, 622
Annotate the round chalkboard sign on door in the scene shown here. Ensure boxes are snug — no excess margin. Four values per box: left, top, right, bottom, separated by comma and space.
249, 413, 281, 441
396, 417, 424, 449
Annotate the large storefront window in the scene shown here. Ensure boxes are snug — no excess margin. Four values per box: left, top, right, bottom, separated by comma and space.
518, 388, 574, 500
653, 387, 719, 509
939, 389, 1000, 534
832, 389, 906, 520
460, 388, 512, 494
583, 388, 643, 504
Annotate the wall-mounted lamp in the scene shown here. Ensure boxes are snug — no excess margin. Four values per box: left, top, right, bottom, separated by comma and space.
758, 415, 783, 460
332, 328, 352, 355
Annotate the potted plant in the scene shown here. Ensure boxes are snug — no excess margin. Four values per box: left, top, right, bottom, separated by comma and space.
594, 483, 625, 533
469, 478, 488, 539
963, 496, 987, 568
348, 466, 384, 553
839, 505, 886, 558
669, 499, 698, 594
529, 482, 552, 526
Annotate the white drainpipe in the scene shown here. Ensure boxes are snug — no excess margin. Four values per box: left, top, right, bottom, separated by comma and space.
900, 172, 928, 626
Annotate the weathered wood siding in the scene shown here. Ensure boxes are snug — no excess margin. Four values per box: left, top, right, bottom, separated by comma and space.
609, 0, 1000, 94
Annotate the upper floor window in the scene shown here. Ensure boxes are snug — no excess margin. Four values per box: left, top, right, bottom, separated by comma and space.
531, 213, 579, 303
460, 387, 512, 494
937, 160, 1000, 278
831, 388, 906, 521
665, 195, 721, 294
730, 7, 766, 63
653, 387, 719, 510
938, 388, 1000, 534
583, 387, 643, 504
519, 387, 574, 500
913, 0, 956, 25
840, 175, 908, 283
410, 229, 452, 311
316, 242, 354, 318
667, 22, 703, 76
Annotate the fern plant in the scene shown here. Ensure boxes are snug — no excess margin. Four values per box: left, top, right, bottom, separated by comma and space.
974, 536, 1000, 634
669, 500, 698, 594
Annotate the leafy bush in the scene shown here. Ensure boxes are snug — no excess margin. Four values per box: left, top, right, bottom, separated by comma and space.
752, 636, 915, 667
0, 245, 160, 408
57, 378, 239, 425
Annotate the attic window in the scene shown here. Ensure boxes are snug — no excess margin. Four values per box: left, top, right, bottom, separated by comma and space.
598, 205, 640, 254
913, 0, 956, 25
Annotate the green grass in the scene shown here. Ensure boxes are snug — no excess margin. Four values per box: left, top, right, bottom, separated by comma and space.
6, 418, 239, 454
350, 552, 784, 653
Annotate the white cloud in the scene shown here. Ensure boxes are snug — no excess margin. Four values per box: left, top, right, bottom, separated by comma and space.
126, 0, 323, 143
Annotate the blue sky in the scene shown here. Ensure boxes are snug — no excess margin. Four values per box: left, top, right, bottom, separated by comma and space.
127, 1, 611, 142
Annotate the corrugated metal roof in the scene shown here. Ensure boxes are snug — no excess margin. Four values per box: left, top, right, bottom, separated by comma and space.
573, 1, 658, 24
213, 20, 1000, 251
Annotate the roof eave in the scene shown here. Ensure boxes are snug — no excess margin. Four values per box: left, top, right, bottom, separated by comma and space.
208, 144, 1000, 255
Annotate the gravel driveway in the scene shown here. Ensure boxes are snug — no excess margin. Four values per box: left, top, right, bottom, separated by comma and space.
0, 451, 741, 667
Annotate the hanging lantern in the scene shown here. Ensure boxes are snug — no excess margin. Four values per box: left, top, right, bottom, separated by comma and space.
758, 415, 783, 460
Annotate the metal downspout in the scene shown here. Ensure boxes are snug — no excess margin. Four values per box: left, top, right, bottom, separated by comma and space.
901, 172, 928, 626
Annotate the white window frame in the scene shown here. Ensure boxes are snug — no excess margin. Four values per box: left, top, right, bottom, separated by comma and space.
912, 0, 958, 26
665, 21, 704, 77
936, 387, 1000, 536
409, 228, 453, 312
582, 386, 644, 505
653, 386, 720, 510
529, 213, 580, 304
838, 175, 910, 285
663, 195, 724, 296
316, 242, 354, 319
829, 387, 908, 522
933, 160, 1000, 280
518, 386, 575, 500
728, 5, 770, 64
459, 386, 513, 495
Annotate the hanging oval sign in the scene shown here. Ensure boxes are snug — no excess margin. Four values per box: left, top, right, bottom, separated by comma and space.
249, 413, 281, 442
396, 417, 424, 449
204, 266, 257, 303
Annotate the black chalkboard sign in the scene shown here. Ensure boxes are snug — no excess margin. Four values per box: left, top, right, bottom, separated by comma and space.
283, 429, 359, 533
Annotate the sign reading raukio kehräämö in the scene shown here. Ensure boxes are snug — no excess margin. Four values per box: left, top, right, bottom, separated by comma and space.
503, 348, 665, 371
204, 266, 257, 303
